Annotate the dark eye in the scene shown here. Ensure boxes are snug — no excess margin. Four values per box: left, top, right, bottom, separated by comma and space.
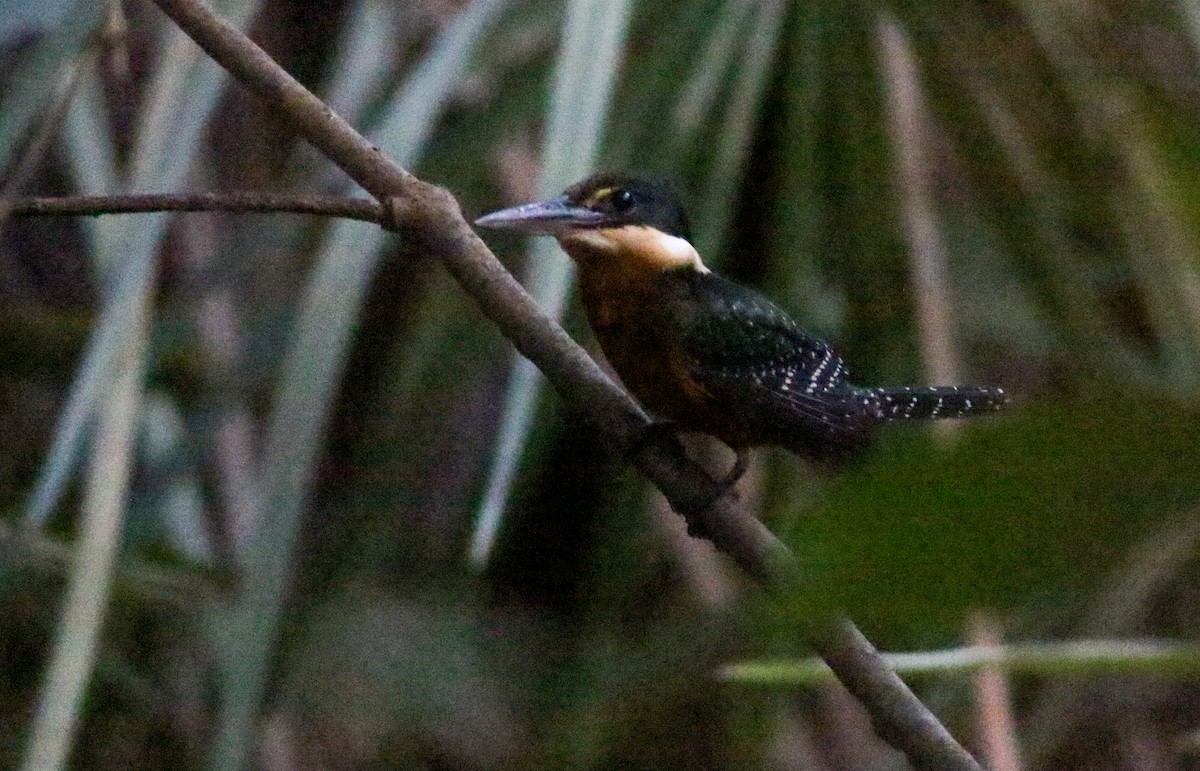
611, 188, 635, 212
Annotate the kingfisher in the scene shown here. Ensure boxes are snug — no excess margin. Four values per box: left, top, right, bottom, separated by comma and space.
476, 172, 1008, 483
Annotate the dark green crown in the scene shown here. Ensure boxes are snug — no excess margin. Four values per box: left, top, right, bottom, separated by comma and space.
563, 173, 692, 241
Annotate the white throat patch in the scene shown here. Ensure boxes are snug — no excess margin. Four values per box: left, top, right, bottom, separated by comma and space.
560, 225, 708, 273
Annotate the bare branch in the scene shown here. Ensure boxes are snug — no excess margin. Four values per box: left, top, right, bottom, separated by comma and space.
145, 0, 982, 768
7, 192, 383, 223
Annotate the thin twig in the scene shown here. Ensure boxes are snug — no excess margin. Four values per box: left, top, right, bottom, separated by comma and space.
143, 0, 981, 768
7, 192, 383, 223
722, 638, 1200, 682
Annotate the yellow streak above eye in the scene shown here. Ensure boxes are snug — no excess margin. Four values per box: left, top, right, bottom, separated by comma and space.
582, 187, 614, 207
560, 225, 709, 273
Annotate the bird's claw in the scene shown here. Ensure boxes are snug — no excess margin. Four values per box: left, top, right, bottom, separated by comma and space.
719, 447, 749, 491
631, 421, 747, 498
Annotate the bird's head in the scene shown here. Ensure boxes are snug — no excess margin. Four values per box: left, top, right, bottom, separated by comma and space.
475, 172, 705, 273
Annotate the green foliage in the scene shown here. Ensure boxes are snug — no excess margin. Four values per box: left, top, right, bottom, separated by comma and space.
782, 392, 1200, 642
4, 0, 1200, 767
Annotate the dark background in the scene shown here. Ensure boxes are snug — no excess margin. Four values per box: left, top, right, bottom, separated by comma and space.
3, 0, 1200, 768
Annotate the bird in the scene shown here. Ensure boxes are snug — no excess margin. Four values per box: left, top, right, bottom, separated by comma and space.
475, 172, 1008, 484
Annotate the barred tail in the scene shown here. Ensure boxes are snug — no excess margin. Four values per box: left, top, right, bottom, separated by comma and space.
858, 385, 1009, 421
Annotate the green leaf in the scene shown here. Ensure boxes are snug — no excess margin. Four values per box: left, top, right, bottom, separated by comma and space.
207, 2, 508, 768
21, 3, 266, 769
470, 0, 633, 568
780, 393, 1200, 644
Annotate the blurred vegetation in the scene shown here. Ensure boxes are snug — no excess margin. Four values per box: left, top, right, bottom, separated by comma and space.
2, 0, 1200, 768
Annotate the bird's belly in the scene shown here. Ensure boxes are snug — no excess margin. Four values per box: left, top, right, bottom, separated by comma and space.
598, 330, 690, 416
592, 321, 755, 446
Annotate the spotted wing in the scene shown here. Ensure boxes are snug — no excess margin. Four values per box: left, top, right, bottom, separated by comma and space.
663, 272, 872, 459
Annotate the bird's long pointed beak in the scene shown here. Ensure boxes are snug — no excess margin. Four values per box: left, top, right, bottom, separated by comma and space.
474, 196, 605, 235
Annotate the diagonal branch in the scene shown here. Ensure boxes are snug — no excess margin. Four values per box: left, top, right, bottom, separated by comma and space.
142, 0, 982, 768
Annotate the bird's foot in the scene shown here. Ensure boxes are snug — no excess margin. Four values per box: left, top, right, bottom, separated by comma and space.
630, 421, 747, 499
719, 447, 750, 491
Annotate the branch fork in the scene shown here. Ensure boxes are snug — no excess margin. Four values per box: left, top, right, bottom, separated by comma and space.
13, 1, 988, 767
